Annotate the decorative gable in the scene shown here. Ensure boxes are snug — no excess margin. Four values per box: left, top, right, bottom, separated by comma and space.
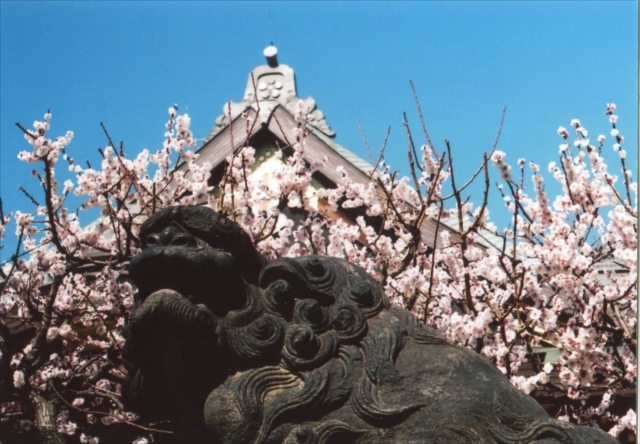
204, 45, 334, 143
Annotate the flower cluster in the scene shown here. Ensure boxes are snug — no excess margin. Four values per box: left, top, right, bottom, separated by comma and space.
1, 103, 635, 442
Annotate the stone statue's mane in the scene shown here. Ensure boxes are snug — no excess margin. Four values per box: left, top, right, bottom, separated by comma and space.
207, 253, 453, 443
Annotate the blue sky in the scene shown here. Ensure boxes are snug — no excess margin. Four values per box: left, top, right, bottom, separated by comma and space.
1, 1, 637, 261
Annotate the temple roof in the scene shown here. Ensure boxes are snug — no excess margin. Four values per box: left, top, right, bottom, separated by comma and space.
182, 46, 376, 187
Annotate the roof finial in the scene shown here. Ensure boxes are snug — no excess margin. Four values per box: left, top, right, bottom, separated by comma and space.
263, 44, 278, 68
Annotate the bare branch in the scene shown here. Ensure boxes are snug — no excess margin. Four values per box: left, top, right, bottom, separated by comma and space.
409, 80, 435, 154
99, 122, 117, 150
15, 122, 38, 140
358, 120, 374, 165
19, 186, 42, 207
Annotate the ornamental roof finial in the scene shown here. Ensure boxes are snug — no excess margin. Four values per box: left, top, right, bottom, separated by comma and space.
263, 44, 278, 68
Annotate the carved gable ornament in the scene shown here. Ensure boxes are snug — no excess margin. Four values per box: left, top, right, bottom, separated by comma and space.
205, 45, 335, 143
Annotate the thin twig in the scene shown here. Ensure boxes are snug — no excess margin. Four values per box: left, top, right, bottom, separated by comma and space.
369, 127, 391, 177
100, 122, 116, 150
271, 112, 293, 149
491, 107, 507, 152
409, 80, 435, 153
463, 154, 491, 236
358, 120, 374, 165
15, 122, 38, 139
50, 383, 172, 434
18, 186, 42, 207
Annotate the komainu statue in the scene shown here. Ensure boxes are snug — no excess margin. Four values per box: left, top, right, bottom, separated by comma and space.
123, 206, 617, 443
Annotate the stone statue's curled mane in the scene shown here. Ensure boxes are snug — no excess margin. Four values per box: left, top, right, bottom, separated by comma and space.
123, 206, 618, 444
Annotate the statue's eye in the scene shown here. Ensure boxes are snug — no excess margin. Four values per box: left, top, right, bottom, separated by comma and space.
170, 233, 195, 247
145, 234, 160, 246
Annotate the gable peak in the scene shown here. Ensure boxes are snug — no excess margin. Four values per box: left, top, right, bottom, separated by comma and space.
204, 46, 335, 142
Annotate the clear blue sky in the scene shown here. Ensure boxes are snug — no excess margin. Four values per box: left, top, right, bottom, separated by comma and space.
1, 1, 637, 262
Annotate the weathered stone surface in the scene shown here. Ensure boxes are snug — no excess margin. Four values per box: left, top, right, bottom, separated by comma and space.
123, 206, 618, 443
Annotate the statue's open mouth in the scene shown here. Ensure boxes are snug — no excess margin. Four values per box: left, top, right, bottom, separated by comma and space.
122, 288, 221, 420
128, 245, 248, 315
124, 289, 218, 378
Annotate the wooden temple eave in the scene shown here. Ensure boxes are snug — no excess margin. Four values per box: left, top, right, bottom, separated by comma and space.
176, 99, 467, 250
267, 106, 373, 187
176, 107, 261, 181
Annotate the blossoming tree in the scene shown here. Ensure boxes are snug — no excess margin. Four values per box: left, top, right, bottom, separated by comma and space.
0, 101, 636, 443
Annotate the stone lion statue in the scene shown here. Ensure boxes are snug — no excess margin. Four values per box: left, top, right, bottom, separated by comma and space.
122, 206, 617, 443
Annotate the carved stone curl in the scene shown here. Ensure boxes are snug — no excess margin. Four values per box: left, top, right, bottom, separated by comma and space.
123, 206, 618, 443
